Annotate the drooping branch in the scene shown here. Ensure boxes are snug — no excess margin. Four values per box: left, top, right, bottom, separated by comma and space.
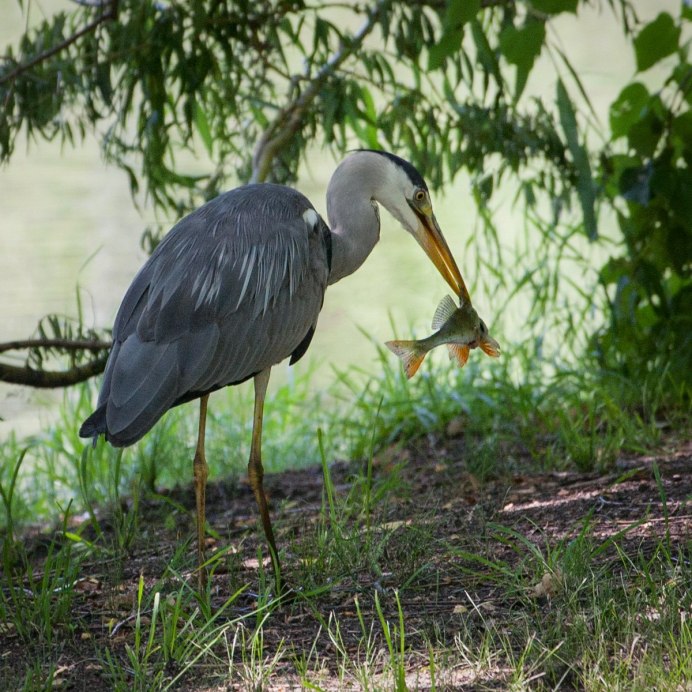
0, 356, 108, 388
248, 0, 511, 184
0, 0, 119, 87
0, 336, 111, 387
249, 0, 387, 184
0, 338, 111, 354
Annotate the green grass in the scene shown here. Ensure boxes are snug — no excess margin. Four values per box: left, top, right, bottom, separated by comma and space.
0, 522, 82, 648
1, 328, 688, 536
1, 446, 689, 689
0, 335, 689, 689
100, 573, 257, 691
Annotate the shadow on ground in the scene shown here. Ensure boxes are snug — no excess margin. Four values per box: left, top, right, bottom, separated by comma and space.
2, 434, 690, 689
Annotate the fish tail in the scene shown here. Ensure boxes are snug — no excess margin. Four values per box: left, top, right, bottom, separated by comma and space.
385, 340, 427, 379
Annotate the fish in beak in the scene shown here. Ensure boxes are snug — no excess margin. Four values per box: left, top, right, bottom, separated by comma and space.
386, 295, 501, 379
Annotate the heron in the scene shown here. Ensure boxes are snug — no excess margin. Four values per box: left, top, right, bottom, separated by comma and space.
79, 150, 469, 590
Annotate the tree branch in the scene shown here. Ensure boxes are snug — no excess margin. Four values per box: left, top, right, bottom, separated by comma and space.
0, 338, 111, 355
0, 337, 111, 386
249, 0, 511, 184
0, 0, 119, 87
0, 356, 108, 388
249, 0, 387, 183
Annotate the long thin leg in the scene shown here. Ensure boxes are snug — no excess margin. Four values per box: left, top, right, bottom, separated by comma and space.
193, 394, 210, 591
248, 368, 282, 591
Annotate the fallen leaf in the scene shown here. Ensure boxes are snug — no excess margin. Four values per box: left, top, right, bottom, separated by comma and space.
446, 416, 467, 437
533, 570, 562, 598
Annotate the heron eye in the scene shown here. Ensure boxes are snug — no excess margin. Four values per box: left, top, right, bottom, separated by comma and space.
414, 189, 426, 204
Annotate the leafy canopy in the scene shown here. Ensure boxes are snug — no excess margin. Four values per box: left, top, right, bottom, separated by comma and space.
1, 0, 579, 212
0, 0, 690, 389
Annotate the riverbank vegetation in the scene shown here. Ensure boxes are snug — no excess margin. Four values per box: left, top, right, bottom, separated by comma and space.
1, 0, 690, 688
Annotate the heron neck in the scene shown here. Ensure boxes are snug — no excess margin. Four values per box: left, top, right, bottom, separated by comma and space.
325, 155, 384, 286
327, 203, 380, 285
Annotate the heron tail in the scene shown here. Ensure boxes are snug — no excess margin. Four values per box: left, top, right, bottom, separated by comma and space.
385, 340, 427, 379
79, 403, 107, 446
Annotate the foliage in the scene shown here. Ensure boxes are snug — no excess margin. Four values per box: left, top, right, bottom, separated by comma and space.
0, 1, 690, 390
1, 0, 585, 211
1, 6, 690, 686
1, 394, 688, 687
595, 9, 692, 384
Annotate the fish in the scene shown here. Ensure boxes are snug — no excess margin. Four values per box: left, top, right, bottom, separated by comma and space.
385, 295, 501, 379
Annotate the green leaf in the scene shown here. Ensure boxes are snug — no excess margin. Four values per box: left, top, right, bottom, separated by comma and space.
609, 82, 649, 139
444, 0, 481, 29
557, 79, 598, 240
626, 97, 664, 157
428, 0, 479, 70
530, 0, 578, 14
671, 110, 692, 148
672, 63, 692, 105
64, 532, 95, 548
499, 20, 546, 99
428, 29, 463, 70
499, 21, 545, 67
194, 101, 213, 156
599, 257, 629, 286
359, 86, 379, 149
633, 12, 680, 72
95, 61, 112, 105
470, 18, 503, 90
554, 45, 598, 120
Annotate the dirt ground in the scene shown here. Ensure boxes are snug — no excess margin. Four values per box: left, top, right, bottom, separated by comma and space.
2, 433, 690, 690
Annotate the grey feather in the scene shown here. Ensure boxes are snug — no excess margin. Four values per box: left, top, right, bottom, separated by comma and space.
82, 183, 330, 447
81, 151, 429, 449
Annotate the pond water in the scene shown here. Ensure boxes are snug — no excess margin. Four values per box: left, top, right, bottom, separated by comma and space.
0, 0, 672, 439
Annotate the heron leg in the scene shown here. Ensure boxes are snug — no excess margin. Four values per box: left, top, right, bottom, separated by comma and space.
248, 368, 282, 590
193, 394, 210, 591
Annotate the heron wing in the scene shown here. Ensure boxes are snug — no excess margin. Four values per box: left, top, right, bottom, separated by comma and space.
92, 184, 330, 446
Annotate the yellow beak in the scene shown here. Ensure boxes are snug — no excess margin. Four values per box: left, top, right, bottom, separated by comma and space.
414, 209, 471, 304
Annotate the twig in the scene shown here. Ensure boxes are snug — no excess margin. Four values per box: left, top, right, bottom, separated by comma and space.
249, 0, 387, 183
0, 0, 119, 87
0, 356, 108, 388
0, 338, 111, 354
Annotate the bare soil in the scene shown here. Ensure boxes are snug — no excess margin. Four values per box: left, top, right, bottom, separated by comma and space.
1, 433, 690, 690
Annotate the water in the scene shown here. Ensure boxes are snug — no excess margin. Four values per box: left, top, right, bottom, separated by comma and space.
0, 0, 675, 438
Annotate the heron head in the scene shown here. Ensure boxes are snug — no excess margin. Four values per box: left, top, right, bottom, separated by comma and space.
365, 151, 471, 303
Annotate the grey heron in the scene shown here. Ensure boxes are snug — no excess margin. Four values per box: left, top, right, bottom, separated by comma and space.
79, 150, 469, 590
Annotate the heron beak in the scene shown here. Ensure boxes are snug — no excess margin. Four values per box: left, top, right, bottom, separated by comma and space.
413, 208, 471, 304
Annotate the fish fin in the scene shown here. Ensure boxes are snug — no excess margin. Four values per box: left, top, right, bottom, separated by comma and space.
480, 335, 501, 357
385, 340, 427, 379
447, 343, 470, 367
431, 295, 458, 330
